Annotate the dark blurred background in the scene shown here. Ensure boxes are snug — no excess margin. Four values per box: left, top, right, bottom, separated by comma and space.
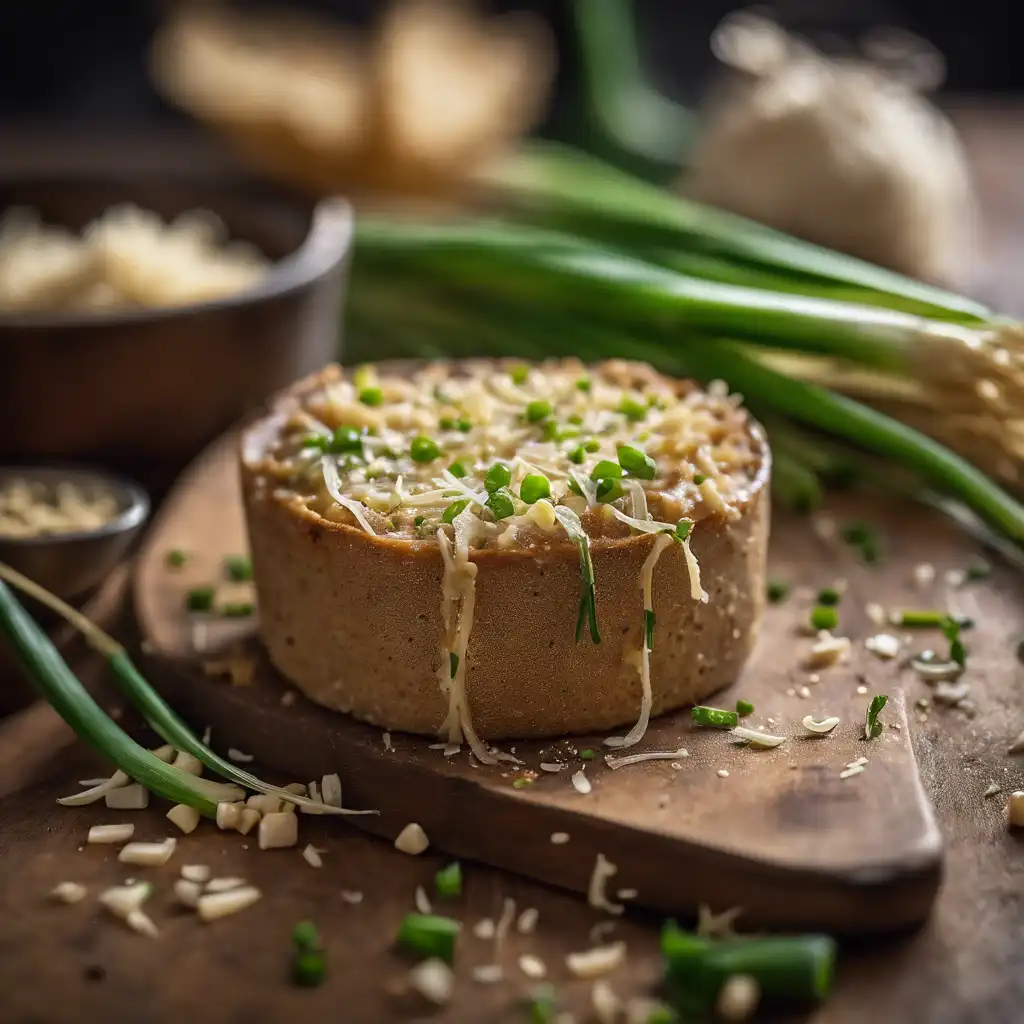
0, 0, 1018, 130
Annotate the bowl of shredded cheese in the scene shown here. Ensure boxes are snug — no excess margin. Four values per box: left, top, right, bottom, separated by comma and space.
0, 176, 352, 474
0, 467, 149, 600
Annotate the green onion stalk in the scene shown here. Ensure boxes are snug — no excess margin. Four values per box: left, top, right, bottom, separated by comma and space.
345, 234, 1024, 557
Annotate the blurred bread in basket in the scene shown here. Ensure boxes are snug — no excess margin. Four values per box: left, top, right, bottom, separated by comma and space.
151, 1, 555, 201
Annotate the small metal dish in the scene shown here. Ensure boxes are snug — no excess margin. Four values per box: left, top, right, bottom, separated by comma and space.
0, 466, 150, 601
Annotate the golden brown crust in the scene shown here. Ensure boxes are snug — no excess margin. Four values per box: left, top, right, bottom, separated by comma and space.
241, 362, 770, 739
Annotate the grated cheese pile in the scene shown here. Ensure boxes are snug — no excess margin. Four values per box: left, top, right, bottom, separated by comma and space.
260, 359, 761, 752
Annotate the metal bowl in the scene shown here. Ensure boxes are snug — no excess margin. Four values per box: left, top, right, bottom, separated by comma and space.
0, 466, 150, 601
0, 175, 352, 486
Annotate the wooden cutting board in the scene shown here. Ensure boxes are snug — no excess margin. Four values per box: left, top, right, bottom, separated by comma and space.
134, 431, 946, 934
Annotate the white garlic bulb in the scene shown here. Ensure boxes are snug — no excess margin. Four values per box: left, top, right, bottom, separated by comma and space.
685, 12, 976, 285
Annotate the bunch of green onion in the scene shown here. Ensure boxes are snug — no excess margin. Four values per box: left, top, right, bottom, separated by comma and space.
345, 142, 1024, 559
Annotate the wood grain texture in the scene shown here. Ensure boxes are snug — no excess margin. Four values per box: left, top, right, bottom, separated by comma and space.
133, 429, 941, 934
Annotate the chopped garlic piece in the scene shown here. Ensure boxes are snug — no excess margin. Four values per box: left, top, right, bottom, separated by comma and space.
197, 886, 262, 922
409, 958, 454, 1005
181, 864, 210, 883
341, 890, 363, 904
227, 748, 253, 763
473, 918, 496, 939
87, 823, 135, 845
104, 784, 150, 810
99, 882, 152, 919
283, 782, 308, 795
167, 803, 200, 834
173, 751, 204, 776
1009, 791, 1024, 828
394, 822, 429, 855
866, 633, 901, 660
517, 907, 539, 934
913, 563, 936, 588
126, 909, 159, 938
518, 954, 547, 979
246, 794, 281, 816
205, 877, 246, 893
716, 974, 761, 1021
216, 802, 244, 831
51, 882, 87, 904
806, 632, 851, 668
540, 762, 569, 772
550, 831, 571, 845
258, 812, 298, 850
59, 770, 131, 806
174, 879, 203, 908
566, 941, 627, 978
802, 715, 840, 734
471, 964, 503, 984
237, 808, 261, 836
717, 769, 730, 778
587, 853, 624, 915
592, 980, 621, 1024
865, 602, 886, 626
414, 885, 433, 915
320, 773, 342, 808
118, 838, 177, 866
571, 770, 592, 795
302, 845, 323, 868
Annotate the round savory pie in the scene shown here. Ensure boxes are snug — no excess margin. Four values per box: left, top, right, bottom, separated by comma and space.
240, 358, 770, 759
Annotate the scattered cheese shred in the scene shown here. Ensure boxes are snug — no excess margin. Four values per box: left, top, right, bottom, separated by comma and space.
414, 885, 433, 915
802, 715, 840, 734
605, 747, 688, 770
87, 823, 135, 845
51, 882, 87, 904
302, 845, 324, 868
118, 838, 177, 866
408, 958, 454, 1005
566, 941, 627, 978
197, 886, 262, 922
395, 822, 430, 855
516, 907, 539, 934
571, 770, 592, 795
518, 954, 547, 979
731, 726, 786, 748
587, 853, 624, 916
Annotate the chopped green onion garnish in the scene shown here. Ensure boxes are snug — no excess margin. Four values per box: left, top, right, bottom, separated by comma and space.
841, 521, 883, 564
817, 587, 840, 606
644, 609, 655, 650
553, 505, 600, 646
484, 462, 511, 492
527, 984, 556, 1023
584, 440, 601, 453
397, 913, 460, 963
435, 861, 462, 898
520, 474, 551, 504
568, 446, 586, 464
525, 400, 553, 423
449, 652, 459, 678
329, 426, 364, 455
292, 950, 325, 987
865, 694, 888, 739
410, 435, 442, 463
567, 413, 583, 425
185, 586, 215, 613
692, 473, 707, 485
510, 363, 530, 385
220, 602, 254, 618
590, 460, 623, 481
736, 699, 754, 717
440, 416, 472, 432
165, 549, 187, 569
596, 478, 624, 503
618, 396, 646, 422
810, 605, 838, 631
352, 365, 375, 390
965, 562, 991, 582
441, 499, 470, 524
691, 706, 739, 729
618, 444, 657, 479
940, 616, 967, 666
223, 555, 252, 582
674, 520, 692, 542
448, 461, 468, 478
580, 749, 595, 760
293, 920, 321, 952
894, 609, 973, 629
358, 386, 383, 406
662, 922, 836, 1005
486, 488, 516, 520
414, 515, 425, 526
513, 777, 534, 788
576, 377, 591, 393
767, 579, 789, 603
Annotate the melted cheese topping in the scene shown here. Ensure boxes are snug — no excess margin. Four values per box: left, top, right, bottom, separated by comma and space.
259, 359, 762, 749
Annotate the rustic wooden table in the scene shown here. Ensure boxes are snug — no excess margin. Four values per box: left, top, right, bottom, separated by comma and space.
1, 107, 1023, 1023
